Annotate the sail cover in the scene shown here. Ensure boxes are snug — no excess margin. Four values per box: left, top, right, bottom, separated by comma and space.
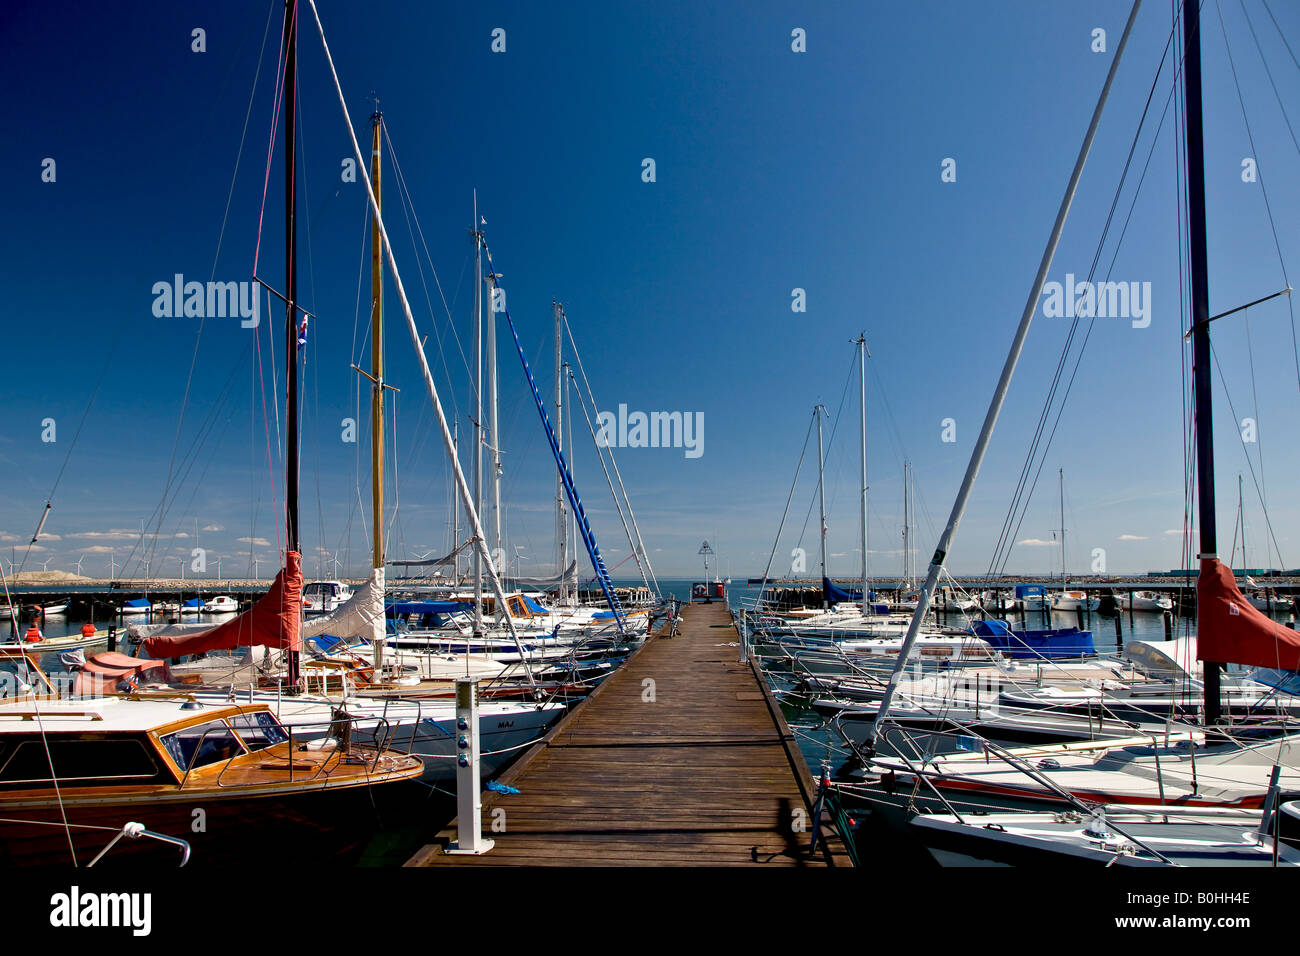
1196, 557, 1300, 670
141, 551, 303, 659
823, 577, 861, 604
302, 566, 384, 643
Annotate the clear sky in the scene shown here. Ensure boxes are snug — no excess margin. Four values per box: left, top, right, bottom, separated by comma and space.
2, 0, 1300, 583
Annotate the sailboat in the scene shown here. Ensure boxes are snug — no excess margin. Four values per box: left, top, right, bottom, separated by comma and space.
0, 0, 427, 866
842, 1, 1300, 834
1049, 469, 1099, 611
127, 91, 568, 782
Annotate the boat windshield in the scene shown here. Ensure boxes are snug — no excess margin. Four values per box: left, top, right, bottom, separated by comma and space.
229, 710, 289, 751
0, 655, 54, 698
160, 719, 247, 771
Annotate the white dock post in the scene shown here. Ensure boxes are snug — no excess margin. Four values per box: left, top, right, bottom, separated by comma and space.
445, 677, 495, 854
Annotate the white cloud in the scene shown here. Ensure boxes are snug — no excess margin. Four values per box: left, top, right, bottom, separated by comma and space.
238, 537, 271, 547
202, 524, 223, 532
1118, 534, 1148, 541
1018, 538, 1056, 547
67, 529, 143, 541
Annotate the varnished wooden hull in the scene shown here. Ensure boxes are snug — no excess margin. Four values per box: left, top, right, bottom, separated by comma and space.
0, 775, 431, 867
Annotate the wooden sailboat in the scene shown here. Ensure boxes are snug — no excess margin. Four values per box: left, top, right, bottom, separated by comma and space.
0, 0, 425, 866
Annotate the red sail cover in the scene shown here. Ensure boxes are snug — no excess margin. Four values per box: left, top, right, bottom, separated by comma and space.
1196, 557, 1300, 670
141, 551, 302, 659
74, 652, 172, 697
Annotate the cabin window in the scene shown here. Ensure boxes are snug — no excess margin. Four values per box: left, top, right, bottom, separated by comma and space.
160, 720, 247, 772
228, 711, 288, 751
0, 736, 163, 786
0, 659, 50, 698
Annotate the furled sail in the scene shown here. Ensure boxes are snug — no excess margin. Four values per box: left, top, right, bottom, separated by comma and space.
1196, 557, 1300, 670
141, 551, 303, 659
511, 560, 578, 590
301, 566, 385, 642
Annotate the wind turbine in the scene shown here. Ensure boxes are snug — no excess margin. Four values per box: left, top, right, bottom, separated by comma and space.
75, 554, 86, 576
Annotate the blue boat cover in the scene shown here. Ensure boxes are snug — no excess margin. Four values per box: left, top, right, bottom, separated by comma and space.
123, 599, 152, 608
970, 618, 1095, 659
522, 595, 550, 615
1014, 585, 1046, 598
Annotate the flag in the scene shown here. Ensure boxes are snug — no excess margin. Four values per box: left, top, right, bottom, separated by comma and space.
297, 313, 309, 349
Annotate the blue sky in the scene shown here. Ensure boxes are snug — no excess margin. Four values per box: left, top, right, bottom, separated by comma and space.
2, 0, 1300, 582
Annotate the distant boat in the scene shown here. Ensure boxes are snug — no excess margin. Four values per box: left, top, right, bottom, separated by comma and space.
1118, 590, 1173, 612
202, 595, 239, 614
38, 603, 67, 615
120, 599, 153, 616
1052, 589, 1100, 612
303, 580, 352, 614
182, 598, 204, 613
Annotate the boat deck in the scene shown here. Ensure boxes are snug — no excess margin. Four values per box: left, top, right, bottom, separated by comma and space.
406, 600, 852, 867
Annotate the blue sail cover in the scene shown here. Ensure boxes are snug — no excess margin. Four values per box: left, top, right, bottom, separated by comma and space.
1014, 584, 1046, 599
822, 578, 889, 613
823, 577, 861, 603
970, 619, 1094, 659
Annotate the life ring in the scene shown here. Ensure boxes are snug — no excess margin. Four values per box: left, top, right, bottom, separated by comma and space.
81, 623, 97, 638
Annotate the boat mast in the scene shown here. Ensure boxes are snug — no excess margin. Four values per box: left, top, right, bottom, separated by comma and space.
1238, 474, 1245, 569
369, 103, 385, 577
1182, 0, 1222, 724
554, 302, 569, 606
815, 404, 828, 609
565, 362, 576, 590
1059, 467, 1066, 593
472, 193, 484, 636
283, 0, 301, 691
452, 421, 460, 580
903, 461, 910, 589
869, 0, 1141, 749
486, 257, 503, 600
857, 334, 869, 615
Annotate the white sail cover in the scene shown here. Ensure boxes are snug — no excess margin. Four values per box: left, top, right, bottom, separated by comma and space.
301, 567, 385, 642
1124, 636, 1200, 680
127, 621, 214, 643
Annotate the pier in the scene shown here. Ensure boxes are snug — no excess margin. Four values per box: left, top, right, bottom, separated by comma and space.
406, 601, 852, 867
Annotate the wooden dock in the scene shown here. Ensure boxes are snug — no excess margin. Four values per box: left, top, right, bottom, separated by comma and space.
406, 601, 853, 867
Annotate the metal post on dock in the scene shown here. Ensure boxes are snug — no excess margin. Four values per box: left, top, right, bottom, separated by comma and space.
1163, 610, 1173, 640
738, 609, 749, 663
1113, 613, 1122, 651
446, 677, 494, 855
107, 624, 117, 653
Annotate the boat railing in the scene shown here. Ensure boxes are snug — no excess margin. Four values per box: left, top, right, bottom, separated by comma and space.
175, 713, 398, 790
87, 822, 191, 867
869, 722, 1179, 865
